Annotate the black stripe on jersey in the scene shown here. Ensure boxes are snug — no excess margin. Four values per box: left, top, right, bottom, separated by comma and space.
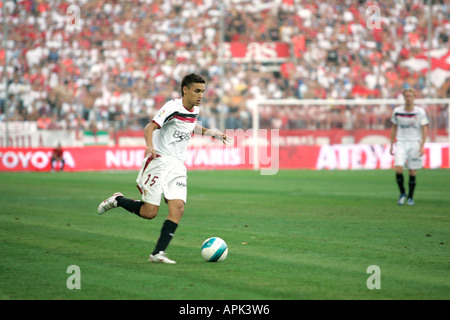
164, 112, 198, 124
395, 112, 418, 117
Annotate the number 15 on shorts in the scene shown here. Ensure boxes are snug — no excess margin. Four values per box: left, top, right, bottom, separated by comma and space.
145, 174, 159, 186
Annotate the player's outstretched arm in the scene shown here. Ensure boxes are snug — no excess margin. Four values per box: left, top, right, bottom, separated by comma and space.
194, 123, 232, 145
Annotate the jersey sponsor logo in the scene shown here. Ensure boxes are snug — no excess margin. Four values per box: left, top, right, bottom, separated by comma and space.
173, 130, 191, 141
399, 123, 417, 129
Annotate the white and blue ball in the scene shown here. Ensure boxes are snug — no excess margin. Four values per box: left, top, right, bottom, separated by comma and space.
201, 237, 228, 262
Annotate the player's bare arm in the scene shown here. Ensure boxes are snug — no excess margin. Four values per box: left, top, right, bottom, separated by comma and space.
420, 125, 428, 156
389, 124, 397, 155
194, 123, 232, 144
144, 121, 160, 159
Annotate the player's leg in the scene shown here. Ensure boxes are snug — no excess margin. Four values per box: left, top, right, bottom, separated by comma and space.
406, 141, 422, 205
149, 199, 184, 264
98, 193, 161, 217
113, 155, 165, 216
116, 196, 159, 219
395, 165, 405, 191
407, 169, 416, 205
394, 143, 407, 205
98, 157, 164, 216
97, 192, 145, 216
166, 199, 185, 224
149, 163, 187, 264
137, 202, 159, 219
394, 165, 407, 205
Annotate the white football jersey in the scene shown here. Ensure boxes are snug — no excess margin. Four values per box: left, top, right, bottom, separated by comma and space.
391, 106, 429, 141
151, 98, 199, 162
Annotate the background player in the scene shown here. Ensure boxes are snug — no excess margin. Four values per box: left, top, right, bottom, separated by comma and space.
389, 89, 429, 206
51, 144, 65, 172
97, 74, 230, 263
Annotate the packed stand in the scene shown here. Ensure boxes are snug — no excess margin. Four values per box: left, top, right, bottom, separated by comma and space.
0, 0, 449, 133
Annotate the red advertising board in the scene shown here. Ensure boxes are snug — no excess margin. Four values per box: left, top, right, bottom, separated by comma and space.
0, 143, 448, 172
116, 129, 449, 147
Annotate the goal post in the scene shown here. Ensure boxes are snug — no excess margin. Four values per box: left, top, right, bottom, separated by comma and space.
250, 98, 450, 171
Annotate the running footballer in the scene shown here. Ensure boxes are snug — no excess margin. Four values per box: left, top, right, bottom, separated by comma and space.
97, 74, 231, 263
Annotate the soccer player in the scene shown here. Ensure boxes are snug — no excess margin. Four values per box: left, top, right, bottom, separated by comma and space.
51, 144, 65, 171
97, 74, 230, 264
389, 89, 429, 206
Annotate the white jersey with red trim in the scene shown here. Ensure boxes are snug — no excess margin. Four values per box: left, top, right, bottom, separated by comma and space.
151, 98, 199, 162
391, 106, 429, 142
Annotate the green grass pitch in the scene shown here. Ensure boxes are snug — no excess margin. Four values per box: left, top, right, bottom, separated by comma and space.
0, 169, 448, 300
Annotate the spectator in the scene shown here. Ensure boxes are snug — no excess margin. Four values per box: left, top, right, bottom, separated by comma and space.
37, 113, 51, 130
0, 0, 448, 134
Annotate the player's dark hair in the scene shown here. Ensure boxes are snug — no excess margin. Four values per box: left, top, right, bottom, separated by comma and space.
181, 73, 205, 96
402, 88, 416, 97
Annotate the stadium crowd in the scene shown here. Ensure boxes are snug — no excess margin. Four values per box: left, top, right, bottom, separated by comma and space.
0, 0, 449, 133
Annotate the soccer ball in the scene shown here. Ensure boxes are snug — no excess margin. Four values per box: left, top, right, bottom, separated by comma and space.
201, 237, 228, 262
